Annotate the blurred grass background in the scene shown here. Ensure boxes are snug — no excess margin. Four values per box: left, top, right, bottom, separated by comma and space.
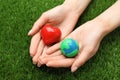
0, 0, 120, 80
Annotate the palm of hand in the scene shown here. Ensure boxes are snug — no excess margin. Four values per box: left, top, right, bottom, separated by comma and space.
40, 21, 105, 72
29, 5, 80, 66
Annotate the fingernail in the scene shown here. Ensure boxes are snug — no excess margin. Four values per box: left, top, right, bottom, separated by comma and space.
37, 63, 42, 67
46, 62, 51, 67
32, 61, 36, 65
28, 30, 32, 35
30, 54, 34, 57
71, 67, 78, 72
32, 57, 37, 65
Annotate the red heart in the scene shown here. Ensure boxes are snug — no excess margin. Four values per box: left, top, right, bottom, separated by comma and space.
41, 24, 61, 45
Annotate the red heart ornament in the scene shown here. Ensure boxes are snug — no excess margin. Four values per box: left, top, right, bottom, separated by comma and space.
41, 24, 61, 45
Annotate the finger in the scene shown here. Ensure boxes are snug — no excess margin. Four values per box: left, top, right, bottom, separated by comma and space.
41, 55, 65, 64
37, 46, 48, 67
41, 46, 48, 57
71, 50, 90, 72
46, 35, 73, 55
28, 14, 48, 36
40, 50, 62, 63
46, 58, 74, 68
39, 50, 62, 64
38, 56, 44, 66
32, 40, 45, 64
30, 32, 41, 57
37, 62, 42, 67
47, 50, 62, 57
46, 42, 61, 55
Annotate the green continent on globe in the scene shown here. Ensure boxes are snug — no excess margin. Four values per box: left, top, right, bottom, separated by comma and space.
60, 38, 79, 57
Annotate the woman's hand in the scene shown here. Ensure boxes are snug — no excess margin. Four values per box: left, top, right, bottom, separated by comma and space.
39, 19, 108, 72
38, 0, 120, 72
28, 0, 91, 65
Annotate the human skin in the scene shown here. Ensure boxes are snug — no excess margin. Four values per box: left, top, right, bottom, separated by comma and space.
28, 0, 91, 65
39, 0, 120, 72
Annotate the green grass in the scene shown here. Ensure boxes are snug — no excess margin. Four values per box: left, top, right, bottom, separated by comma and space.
0, 0, 120, 80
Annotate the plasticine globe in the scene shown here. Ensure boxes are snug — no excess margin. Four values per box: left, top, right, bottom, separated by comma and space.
60, 38, 79, 58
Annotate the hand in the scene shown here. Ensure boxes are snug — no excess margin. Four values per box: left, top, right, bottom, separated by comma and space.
28, 0, 91, 66
39, 19, 108, 72
29, 4, 81, 65
38, 0, 120, 72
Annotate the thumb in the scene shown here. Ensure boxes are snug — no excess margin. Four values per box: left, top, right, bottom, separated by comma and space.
71, 50, 90, 72
28, 13, 48, 36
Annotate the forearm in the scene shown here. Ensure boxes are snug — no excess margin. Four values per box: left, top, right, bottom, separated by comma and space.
95, 0, 120, 35
63, 0, 91, 15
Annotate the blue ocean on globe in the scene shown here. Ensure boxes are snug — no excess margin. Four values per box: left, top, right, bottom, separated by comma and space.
63, 39, 79, 54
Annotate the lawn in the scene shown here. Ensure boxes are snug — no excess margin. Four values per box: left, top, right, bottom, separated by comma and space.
0, 0, 120, 80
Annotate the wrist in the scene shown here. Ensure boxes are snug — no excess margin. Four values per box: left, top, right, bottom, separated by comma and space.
62, 0, 91, 15
90, 18, 110, 38
93, 0, 120, 36
92, 17, 117, 37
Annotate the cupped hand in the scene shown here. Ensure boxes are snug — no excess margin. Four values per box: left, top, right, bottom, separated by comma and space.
39, 20, 107, 72
29, 4, 81, 65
